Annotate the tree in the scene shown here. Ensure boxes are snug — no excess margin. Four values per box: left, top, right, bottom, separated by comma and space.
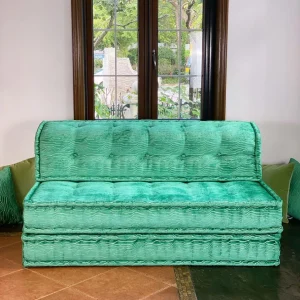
93, 0, 137, 52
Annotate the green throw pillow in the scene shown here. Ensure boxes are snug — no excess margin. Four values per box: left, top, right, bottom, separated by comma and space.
0, 167, 22, 225
0, 157, 35, 209
9, 157, 35, 209
262, 163, 294, 223
288, 158, 300, 220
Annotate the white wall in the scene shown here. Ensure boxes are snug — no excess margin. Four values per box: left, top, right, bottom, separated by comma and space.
1, 0, 299, 165
227, 0, 300, 164
0, 0, 73, 165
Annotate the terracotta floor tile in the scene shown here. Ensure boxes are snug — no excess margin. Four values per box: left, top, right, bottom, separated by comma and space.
41, 287, 96, 300
129, 267, 177, 286
0, 236, 21, 249
144, 286, 179, 300
0, 258, 22, 278
0, 242, 23, 266
74, 267, 168, 300
30, 266, 113, 286
0, 269, 64, 300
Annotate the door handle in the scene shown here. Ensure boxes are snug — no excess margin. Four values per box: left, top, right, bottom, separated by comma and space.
152, 49, 157, 70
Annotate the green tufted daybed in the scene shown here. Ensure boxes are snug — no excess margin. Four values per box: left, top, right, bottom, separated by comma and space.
22, 120, 282, 266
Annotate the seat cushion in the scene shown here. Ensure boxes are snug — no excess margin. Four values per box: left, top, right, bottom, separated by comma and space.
23, 181, 282, 234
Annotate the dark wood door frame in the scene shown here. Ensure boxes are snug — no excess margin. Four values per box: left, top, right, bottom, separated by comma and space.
137, 0, 158, 119
71, 0, 86, 120
214, 0, 229, 120
201, 0, 229, 120
71, 0, 229, 121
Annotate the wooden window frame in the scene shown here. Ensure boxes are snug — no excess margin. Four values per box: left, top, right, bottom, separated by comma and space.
71, 0, 229, 120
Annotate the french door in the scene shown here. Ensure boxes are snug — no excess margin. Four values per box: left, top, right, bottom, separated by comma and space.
71, 0, 228, 120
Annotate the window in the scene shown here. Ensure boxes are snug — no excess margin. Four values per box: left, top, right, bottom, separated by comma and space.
71, 0, 228, 120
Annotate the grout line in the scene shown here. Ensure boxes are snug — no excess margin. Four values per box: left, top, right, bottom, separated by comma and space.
37, 286, 97, 300
0, 268, 23, 279
28, 269, 70, 287
125, 267, 177, 287
68, 267, 115, 288
140, 286, 174, 300
36, 287, 70, 300
0, 241, 21, 250
30, 267, 115, 299
1, 256, 23, 267
71, 287, 98, 300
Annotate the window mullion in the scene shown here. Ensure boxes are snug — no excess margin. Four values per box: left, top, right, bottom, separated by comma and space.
138, 0, 148, 119
150, 0, 158, 119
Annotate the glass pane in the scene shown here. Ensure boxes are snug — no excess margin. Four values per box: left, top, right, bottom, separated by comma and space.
93, 0, 116, 30
158, 32, 178, 76
158, 0, 180, 30
158, 0, 203, 119
116, 0, 138, 29
94, 76, 138, 119
159, 0, 203, 31
94, 30, 115, 76
116, 31, 138, 74
157, 76, 201, 119
181, 0, 203, 30
117, 76, 138, 119
93, 0, 139, 119
94, 76, 116, 119
158, 76, 180, 119
182, 31, 202, 76
179, 76, 201, 119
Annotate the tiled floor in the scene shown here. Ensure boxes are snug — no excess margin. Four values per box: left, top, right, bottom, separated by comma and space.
0, 235, 179, 300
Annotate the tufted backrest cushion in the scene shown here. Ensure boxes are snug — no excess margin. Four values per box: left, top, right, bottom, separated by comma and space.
35, 120, 262, 182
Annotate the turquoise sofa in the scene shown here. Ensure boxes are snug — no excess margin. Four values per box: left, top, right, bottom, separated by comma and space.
22, 120, 282, 266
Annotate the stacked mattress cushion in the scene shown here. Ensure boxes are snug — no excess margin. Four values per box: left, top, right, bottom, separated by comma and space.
22, 121, 282, 266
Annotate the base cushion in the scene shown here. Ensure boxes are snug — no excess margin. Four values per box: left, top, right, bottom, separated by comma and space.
24, 181, 282, 234
22, 233, 281, 267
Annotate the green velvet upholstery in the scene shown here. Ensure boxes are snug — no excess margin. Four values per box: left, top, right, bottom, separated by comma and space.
35, 121, 262, 182
23, 120, 281, 267
24, 181, 282, 234
22, 233, 281, 267
0, 167, 22, 225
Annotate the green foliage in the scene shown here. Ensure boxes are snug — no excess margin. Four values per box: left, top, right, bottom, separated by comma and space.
158, 58, 175, 76
128, 48, 138, 66
158, 83, 201, 119
94, 83, 111, 119
94, 58, 103, 73
93, 0, 137, 54
158, 47, 176, 65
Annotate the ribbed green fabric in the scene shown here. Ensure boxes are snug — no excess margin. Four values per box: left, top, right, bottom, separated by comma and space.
23, 181, 282, 234
22, 120, 281, 267
0, 167, 22, 224
22, 233, 281, 267
35, 121, 262, 182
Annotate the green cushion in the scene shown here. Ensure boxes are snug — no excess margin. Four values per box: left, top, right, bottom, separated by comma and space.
22, 233, 281, 267
288, 158, 300, 220
35, 120, 262, 182
0, 167, 22, 225
9, 158, 35, 209
262, 163, 294, 223
23, 181, 282, 234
